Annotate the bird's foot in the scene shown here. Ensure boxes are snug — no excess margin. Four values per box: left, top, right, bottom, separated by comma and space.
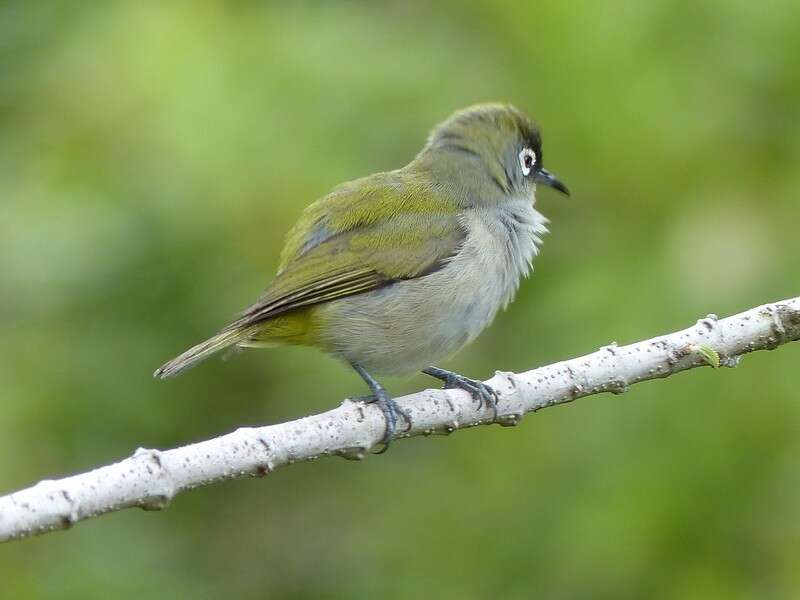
359, 391, 412, 453
422, 366, 499, 419
351, 364, 412, 453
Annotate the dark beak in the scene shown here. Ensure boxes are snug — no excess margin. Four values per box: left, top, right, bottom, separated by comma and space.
534, 168, 570, 196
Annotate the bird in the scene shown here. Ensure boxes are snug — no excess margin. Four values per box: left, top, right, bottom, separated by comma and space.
154, 103, 569, 450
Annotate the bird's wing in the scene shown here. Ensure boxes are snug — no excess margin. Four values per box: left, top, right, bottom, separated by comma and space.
227, 171, 465, 329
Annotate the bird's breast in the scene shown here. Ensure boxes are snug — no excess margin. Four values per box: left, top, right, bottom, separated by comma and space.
451, 198, 548, 328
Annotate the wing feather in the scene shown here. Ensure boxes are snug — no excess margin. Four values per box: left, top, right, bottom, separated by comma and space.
228, 171, 465, 330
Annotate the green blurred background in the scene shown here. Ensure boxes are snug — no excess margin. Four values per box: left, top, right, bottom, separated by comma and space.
1, 1, 799, 598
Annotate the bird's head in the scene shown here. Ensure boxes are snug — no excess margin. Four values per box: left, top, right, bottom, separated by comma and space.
417, 103, 569, 203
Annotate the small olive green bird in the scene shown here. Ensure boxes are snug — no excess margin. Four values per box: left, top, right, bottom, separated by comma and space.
155, 103, 568, 448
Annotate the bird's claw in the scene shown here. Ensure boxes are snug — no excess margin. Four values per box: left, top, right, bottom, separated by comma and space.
444, 375, 499, 416
351, 363, 413, 454
422, 367, 499, 420
359, 391, 412, 453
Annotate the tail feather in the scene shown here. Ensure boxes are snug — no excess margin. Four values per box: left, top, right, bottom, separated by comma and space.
154, 328, 247, 379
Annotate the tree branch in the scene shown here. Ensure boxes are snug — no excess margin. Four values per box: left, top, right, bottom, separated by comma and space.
2, 297, 799, 543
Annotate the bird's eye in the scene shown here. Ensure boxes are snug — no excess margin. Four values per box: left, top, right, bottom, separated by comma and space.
519, 148, 536, 176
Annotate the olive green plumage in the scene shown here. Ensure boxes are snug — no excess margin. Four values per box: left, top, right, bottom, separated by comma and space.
154, 103, 568, 384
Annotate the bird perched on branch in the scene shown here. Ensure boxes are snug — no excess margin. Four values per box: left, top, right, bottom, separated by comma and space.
155, 103, 569, 450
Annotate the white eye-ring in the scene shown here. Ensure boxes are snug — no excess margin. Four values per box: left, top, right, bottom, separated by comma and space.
519, 148, 536, 176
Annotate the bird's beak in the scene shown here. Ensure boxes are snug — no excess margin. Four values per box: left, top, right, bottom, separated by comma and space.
534, 168, 570, 196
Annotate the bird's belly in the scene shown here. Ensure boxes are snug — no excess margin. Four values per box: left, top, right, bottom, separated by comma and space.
313, 264, 504, 375
312, 201, 547, 376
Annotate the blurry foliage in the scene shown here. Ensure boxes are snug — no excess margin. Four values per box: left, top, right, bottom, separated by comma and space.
1, 1, 799, 598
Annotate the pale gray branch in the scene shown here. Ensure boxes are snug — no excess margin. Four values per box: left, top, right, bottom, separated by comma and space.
2, 297, 799, 543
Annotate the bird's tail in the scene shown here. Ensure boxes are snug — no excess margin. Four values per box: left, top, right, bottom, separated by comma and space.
153, 327, 248, 379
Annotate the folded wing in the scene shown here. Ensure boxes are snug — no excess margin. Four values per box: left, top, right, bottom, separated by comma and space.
228, 171, 466, 329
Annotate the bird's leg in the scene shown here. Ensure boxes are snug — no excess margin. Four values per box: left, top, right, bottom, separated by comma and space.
351, 363, 412, 453
422, 366, 499, 419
